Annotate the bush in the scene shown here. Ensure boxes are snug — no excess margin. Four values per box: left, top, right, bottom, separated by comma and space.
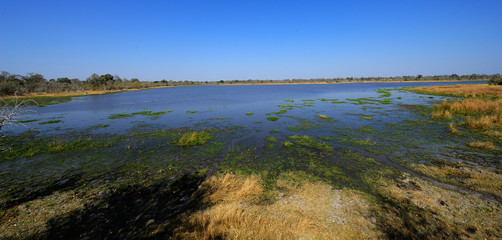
488, 77, 502, 85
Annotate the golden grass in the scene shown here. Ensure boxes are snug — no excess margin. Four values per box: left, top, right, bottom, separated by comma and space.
449, 123, 461, 135
173, 173, 383, 239
414, 84, 502, 99
468, 140, 498, 151
0, 87, 168, 100
418, 84, 502, 133
374, 174, 502, 239
435, 99, 502, 115
410, 164, 502, 199
431, 109, 452, 119
464, 114, 502, 130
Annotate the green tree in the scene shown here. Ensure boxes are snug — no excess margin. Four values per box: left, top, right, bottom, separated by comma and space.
86, 73, 101, 89
23, 73, 46, 92
56, 77, 72, 84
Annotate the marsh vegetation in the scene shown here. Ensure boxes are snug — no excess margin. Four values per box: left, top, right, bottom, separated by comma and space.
0, 82, 501, 239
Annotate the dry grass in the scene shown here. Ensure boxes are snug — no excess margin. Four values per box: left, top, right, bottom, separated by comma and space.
464, 114, 502, 130
410, 164, 502, 199
417, 84, 502, 133
449, 123, 461, 135
468, 140, 498, 151
431, 109, 452, 119
435, 99, 502, 114
414, 84, 502, 99
374, 174, 502, 239
0, 88, 163, 100
173, 173, 383, 239
428, 93, 502, 140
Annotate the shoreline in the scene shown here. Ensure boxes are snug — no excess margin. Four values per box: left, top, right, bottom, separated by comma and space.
0, 79, 486, 100
218, 79, 486, 86
0, 86, 169, 100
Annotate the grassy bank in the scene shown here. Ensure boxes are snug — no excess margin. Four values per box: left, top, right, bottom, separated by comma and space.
0, 87, 167, 106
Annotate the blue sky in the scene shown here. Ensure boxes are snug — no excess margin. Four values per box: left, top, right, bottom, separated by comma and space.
1, 0, 501, 81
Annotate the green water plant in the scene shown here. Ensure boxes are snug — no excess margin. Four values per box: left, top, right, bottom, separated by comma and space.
108, 113, 133, 119
265, 136, 277, 142
39, 120, 61, 124
287, 135, 333, 152
175, 130, 213, 147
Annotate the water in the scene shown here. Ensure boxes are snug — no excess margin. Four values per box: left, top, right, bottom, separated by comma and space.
7, 81, 482, 135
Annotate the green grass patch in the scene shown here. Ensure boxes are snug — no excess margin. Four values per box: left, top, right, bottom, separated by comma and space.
377, 89, 392, 97
210, 117, 227, 120
287, 135, 333, 152
381, 98, 391, 104
278, 104, 294, 108
18, 119, 38, 123
246, 112, 254, 115
274, 109, 287, 114
332, 101, 347, 104
108, 113, 133, 119
39, 120, 61, 124
186, 111, 198, 114
335, 137, 376, 146
285, 99, 294, 102
357, 126, 375, 133
269, 129, 280, 133
317, 136, 332, 141
267, 117, 279, 121
265, 136, 277, 142
141, 110, 172, 116
175, 130, 213, 147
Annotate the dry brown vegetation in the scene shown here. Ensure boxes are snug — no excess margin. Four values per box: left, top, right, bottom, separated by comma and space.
410, 164, 502, 199
173, 173, 383, 239
431, 99, 502, 130
468, 140, 498, 151
418, 84, 502, 142
374, 174, 502, 239
414, 84, 502, 99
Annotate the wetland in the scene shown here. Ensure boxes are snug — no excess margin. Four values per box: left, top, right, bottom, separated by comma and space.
1, 81, 501, 239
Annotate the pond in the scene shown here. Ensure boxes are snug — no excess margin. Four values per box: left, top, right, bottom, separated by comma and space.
8, 81, 481, 136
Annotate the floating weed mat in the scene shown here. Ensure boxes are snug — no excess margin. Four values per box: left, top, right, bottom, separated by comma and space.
109, 110, 172, 119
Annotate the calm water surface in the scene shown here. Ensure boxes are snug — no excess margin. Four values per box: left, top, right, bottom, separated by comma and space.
9, 81, 482, 135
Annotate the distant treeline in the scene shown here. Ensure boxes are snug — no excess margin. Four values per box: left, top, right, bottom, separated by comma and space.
1, 71, 499, 96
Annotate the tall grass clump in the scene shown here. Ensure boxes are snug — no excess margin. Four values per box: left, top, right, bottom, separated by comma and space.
468, 141, 498, 151
176, 130, 213, 147
412, 84, 502, 99
431, 99, 502, 131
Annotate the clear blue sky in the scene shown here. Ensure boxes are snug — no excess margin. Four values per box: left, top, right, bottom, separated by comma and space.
1, 0, 501, 81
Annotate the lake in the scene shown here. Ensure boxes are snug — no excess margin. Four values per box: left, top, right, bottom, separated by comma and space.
9, 81, 482, 136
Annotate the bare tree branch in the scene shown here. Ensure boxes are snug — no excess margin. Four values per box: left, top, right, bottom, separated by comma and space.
0, 96, 37, 152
